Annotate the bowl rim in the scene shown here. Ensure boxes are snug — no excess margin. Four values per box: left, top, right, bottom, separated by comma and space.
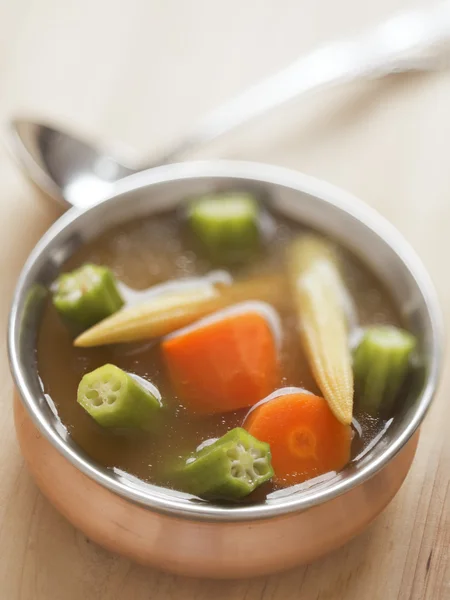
8, 159, 444, 522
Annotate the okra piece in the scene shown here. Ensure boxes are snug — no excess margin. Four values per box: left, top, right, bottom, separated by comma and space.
188, 193, 261, 263
176, 428, 273, 501
353, 326, 417, 416
77, 364, 162, 430
52, 264, 124, 331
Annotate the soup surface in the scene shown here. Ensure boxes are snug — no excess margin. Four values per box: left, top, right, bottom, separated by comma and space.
36, 200, 404, 502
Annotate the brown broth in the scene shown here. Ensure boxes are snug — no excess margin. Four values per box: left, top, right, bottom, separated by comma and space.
36, 207, 403, 501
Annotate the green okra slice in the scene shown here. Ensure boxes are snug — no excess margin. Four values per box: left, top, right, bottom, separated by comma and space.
188, 192, 261, 263
176, 427, 273, 501
353, 325, 417, 416
52, 264, 124, 331
77, 364, 162, 431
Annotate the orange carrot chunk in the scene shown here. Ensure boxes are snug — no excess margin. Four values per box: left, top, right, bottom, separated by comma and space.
162, 306, 279, 414
245, 391, 352, 487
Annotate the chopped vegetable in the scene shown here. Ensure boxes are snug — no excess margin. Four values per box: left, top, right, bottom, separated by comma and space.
245, 390, 352, 487
353, 325, 417, 416
287, 235, 354, 425
162, 303, 280, 414
175, 427, 273, 500
188, 192, 260, 263
53, 264, 123, 331
74, 273, 287, 347
77, 364, 162, 430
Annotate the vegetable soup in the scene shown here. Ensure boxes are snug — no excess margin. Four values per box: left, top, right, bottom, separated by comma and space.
36, 193, 416, 503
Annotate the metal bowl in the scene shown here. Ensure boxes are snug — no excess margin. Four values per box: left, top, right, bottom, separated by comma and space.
8, 161, 443, 578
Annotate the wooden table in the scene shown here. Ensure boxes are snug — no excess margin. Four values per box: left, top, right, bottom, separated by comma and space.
0, 1, 449, 598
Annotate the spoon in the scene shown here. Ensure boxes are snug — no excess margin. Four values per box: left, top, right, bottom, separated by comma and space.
7, 1, 450, 209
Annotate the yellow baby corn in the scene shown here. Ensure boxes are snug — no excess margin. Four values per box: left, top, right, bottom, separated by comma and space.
287, 236, 354, 425
74, 274, 288, 347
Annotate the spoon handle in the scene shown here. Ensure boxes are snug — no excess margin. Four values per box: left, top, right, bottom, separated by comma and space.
148, 1, 450, 166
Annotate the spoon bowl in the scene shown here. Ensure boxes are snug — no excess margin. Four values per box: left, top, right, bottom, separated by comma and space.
8, 119, 137, 208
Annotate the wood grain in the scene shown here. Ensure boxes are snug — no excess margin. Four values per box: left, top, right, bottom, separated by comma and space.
0, 0, 448, 598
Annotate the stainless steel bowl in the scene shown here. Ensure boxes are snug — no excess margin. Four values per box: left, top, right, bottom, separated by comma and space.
8, 161, 443, 578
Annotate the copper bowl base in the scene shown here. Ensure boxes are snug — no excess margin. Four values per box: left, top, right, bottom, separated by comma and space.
14, 395, 418, 578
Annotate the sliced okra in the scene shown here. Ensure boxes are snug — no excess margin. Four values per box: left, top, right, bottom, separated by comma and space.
353, 325, 417, 416
77, 364, 162, 431
52, 264, 124, 331
176, 427, 273, 501
188, 193, 261, 263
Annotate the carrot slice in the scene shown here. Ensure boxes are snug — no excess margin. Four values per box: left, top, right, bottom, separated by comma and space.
162, 304, 280, 414
245, 390, 352, 486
